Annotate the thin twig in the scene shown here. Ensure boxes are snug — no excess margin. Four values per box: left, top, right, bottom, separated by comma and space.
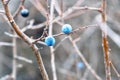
4, 32, 46, 45
13, 0, 25, 18
15, 56, 33, 64
32, 30, 47, 44
110, 61, 120, 78
52, 1, 100, 24
49, 0, 55, 36
11, 31, 17, 80
4, 32, 18, 38
0, 42, 13, 46
73, 6, 101, 12
1, 0, 49, 80
69, 36, 102, 80
50, 47, 57, 80
49, 0, 57, 80
53, 24, 98, 37
21, 19, 35, 32
54, 36, 68, 52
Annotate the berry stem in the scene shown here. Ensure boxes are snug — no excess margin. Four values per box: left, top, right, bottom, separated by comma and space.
13, 0, 25, 18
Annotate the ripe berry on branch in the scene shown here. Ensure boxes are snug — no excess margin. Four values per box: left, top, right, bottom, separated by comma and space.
45, 36, 56, 46
20, 9, 29, 17
62, 24, 72, 34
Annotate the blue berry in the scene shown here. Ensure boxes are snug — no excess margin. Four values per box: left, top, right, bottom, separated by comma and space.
45, 36, 56, 46
77, 62, 84, 69
62, 24, 72, 34
21, 9, 29, 17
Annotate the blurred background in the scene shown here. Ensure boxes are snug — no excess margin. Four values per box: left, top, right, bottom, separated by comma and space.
0, 0, 120, 80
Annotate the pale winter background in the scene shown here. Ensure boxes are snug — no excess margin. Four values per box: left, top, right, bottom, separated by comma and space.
0, 0, 120, 80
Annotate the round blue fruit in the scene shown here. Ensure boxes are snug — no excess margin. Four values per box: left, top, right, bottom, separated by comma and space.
62, 24, 72, 34
21, 9, 29, 17
77, 62, 84, 69
45, 36, 56, 46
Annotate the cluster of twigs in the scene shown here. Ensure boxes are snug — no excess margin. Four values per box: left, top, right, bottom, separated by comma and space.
0, 0, 120, 80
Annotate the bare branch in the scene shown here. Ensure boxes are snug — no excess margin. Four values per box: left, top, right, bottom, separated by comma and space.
15, 56, 33, 64
11, 31, 17, 79
73, 6, 101, 11
1, 0, 49, 80
110, 61, 120, 78
49, 0, 57, 80
0, 42, 13, 47
100, 0, 111, 80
